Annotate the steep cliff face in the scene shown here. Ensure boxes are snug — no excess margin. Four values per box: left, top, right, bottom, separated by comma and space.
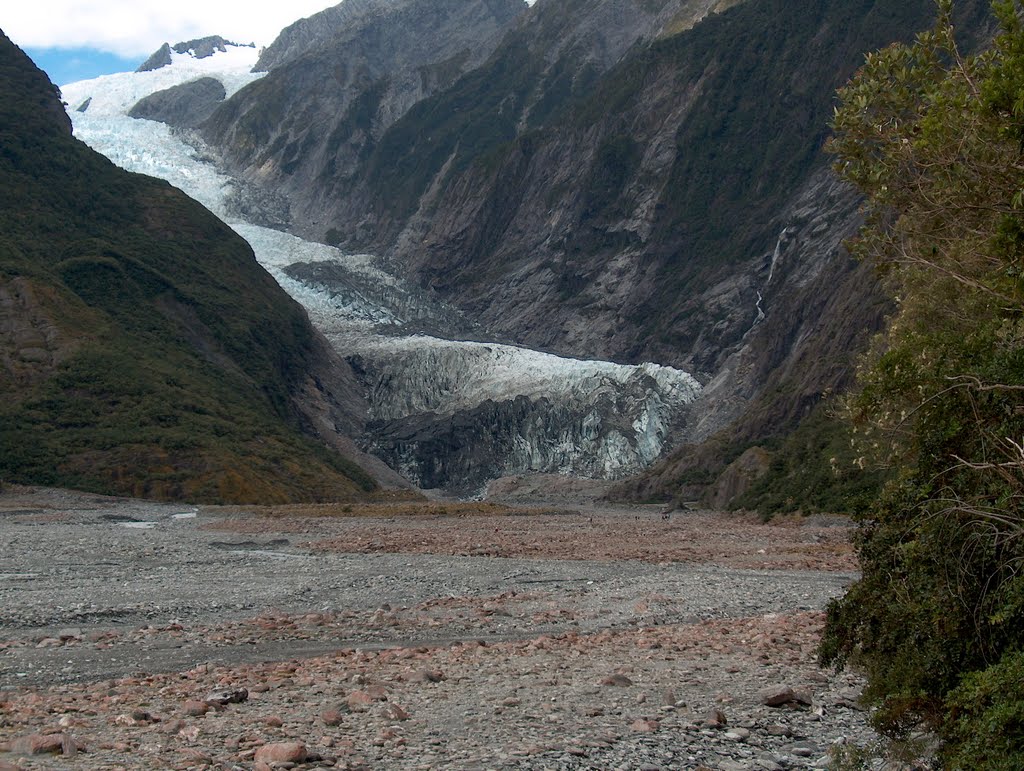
206, 0, 953, 382
0, 31, 378, 502
202, 0, 527, 230
345, 0, 971, 370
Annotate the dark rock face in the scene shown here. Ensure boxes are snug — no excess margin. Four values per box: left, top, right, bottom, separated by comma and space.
206, 0, 719, 248
137, 43, 172, 72
336, 0, 944, 374
128, 77, 226, 128
202, 0, 527, 231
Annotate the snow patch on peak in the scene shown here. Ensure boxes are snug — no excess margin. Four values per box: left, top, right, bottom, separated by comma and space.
60, 44, 262, 113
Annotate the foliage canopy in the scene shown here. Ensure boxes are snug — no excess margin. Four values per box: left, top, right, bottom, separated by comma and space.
820, 2, 1024, 765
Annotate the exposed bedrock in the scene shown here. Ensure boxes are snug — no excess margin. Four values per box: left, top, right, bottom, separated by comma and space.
129, 77, 227, 128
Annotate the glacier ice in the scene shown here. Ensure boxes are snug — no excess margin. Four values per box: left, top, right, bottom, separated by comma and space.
60, 48, 703, 492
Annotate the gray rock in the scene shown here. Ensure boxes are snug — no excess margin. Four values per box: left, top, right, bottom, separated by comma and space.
128, 77, 226, 129
204, 687, 248, 705
759, 685, 796, 707
704, 708, 728, 728
601, 674, 634, 687
790, 741, 819, 757
137, 43, 172, 72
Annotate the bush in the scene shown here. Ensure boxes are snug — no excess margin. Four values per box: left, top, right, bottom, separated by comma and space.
820, 1, 1024, 763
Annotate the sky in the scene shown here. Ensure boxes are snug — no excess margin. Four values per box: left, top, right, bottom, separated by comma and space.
5, 1, 341, 85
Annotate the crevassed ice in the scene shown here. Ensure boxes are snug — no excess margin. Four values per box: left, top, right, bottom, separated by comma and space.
339, 334, 700, 421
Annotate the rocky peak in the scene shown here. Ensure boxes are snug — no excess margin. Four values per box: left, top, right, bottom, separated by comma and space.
254, 0, 391, 71
137, 36, 255, 72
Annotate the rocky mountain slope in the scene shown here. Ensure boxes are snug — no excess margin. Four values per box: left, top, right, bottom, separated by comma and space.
202, 0, 528, 232
198, 0, 994, 505
0, 30, 379, 503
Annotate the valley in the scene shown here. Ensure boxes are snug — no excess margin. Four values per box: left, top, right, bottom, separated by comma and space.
60, 45, 703, 495
5, 0, 1019, 764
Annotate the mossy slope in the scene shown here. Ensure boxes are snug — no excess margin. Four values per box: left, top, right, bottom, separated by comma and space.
0, 31, 375, 503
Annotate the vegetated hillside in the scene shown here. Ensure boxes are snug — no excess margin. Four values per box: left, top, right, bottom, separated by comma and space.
0, 31, 378, 503
201, 0, 528, 231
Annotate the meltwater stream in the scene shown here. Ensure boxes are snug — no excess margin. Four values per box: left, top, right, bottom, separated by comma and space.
59, 46, 701, 492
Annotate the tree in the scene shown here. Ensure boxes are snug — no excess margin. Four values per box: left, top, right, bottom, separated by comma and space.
820, 2, 1024, 766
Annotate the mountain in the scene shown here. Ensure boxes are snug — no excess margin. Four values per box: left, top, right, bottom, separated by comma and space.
138, 36, 255, 72
202, 0, 528, 231
0, 30, 381, 504
55, 35, 710, 498
317, 0, 987, 372
199, 0, 995, 507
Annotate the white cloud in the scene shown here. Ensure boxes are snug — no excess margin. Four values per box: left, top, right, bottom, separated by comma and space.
4, 0, 340, 58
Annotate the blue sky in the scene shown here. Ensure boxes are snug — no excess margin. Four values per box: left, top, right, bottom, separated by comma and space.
23, 47, 144, 87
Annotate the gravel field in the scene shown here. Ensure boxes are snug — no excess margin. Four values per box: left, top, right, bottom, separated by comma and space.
0, 486, 874, 770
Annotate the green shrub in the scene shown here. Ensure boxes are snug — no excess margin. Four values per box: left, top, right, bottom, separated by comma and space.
820, 1, 1024, 762
945, 649, 1024, 769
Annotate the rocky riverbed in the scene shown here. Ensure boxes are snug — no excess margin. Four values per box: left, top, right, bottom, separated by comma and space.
0, 486, 873, 770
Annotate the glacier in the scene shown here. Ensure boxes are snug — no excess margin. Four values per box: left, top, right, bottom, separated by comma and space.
59, 45, 702, 494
